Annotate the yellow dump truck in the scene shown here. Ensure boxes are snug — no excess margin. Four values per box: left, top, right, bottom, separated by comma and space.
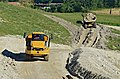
81, 13, 97, 29
24, 32, 52, 61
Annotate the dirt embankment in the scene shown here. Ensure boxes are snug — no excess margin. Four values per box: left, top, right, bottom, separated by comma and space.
0, 54, 22, 79
66, 48, 120, 79
0, 36, 24, 79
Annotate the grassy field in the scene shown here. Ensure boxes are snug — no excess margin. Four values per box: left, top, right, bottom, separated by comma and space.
53, 13, 120, 26
110, 28, 120, 34
92, 8, 120, 15
105, 28, 120, 51
52, 13, 82, 27
106, 36, 120, 51
0, 3, 71, 45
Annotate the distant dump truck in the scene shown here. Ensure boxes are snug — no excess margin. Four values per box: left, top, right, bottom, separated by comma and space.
81, 13, 97, 29
24, 32, 52, 61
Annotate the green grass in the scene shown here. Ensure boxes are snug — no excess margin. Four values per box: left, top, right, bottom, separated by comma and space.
52, 13, 120, 26
106, 28, 120, 51
0, 3, 71, 45
52, 13, 83, 27
110, 28, 120, 34
106, 36, 120, 51
97, 14, 120, 26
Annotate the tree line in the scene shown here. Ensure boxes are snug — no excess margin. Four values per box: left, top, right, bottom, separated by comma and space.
34, 0, 63, 3
0, 0, 120, 13
46, 0, 120, 12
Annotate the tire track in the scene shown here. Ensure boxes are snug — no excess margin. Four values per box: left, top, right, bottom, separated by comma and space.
98, 24, 120, 31
17, 49, 73, 79
43, 14, 78, 47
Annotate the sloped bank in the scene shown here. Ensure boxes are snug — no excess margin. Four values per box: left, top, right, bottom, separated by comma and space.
0, 53, 23, 79
66, 48, 120, 79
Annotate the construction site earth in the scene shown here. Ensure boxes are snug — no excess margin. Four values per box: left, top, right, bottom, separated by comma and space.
0, 14, 120, 79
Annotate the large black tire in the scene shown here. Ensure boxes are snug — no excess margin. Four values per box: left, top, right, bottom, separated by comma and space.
44, 55, 49, 61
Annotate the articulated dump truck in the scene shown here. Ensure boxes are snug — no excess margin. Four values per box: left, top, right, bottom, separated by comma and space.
24, 32, 52, 61
81, 13, 97, 29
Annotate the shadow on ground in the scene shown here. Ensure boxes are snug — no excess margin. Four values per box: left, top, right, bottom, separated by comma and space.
1, 49, 45, 62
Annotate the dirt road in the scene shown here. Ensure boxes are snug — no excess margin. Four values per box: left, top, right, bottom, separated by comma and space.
98, 24, 120, 31
0, 36, 73, 79
44, 14, 77, 36
44, 14, 78, 46
17, 49, 72, 79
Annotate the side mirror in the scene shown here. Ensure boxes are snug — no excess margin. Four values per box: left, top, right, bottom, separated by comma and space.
48, 34, 53, 47
23, 32, 26, 38
76, 21, 83, 24
81, 14, 84, 17
50, 34, 53, 39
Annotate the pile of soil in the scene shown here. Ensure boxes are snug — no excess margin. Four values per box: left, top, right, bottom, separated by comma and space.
0, 53, 22, 79
66, 48, 120, 79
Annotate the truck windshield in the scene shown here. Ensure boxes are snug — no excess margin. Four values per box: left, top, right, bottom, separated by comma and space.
32, 34, 44, 41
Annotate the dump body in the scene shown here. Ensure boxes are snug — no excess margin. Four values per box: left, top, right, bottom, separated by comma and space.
25, 32, 50, 61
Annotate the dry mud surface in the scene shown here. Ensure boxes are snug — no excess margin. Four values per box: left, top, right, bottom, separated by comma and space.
0, 34, 120, 79
0, 35, 73, 79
